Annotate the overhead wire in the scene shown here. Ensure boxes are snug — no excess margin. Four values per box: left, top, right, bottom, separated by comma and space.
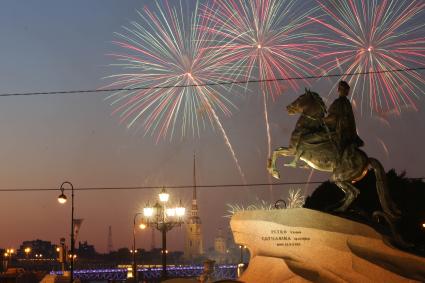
0, 181, 327, 192
0, 67, 424, 97
0, 178, 423, 192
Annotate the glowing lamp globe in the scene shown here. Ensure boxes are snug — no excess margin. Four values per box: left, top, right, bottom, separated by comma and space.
159, 188, 170, 203
143, 207, 154, 217
176, 202, 185, 217
58, 193, 67, 204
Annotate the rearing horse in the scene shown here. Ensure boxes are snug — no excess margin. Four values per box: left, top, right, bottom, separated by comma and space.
267, 89, 400, 220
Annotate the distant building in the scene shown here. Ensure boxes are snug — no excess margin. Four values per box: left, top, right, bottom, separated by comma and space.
17, 239, 57, 259
0, 249, 5, 272
184, 155, 204, 261
77, 241, 96, 258
214, 229, 227, 254
213, 229, 228, 263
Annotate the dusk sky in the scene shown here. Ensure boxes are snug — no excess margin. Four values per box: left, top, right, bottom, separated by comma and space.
0, 0, 424, 253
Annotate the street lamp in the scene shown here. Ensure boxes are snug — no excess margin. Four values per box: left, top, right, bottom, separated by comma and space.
24, 247, 31, 259
142, 188, 185, 279
132, 212, 146, 282
239, 245, 244, 264
57, 181, 75, 283
238, 245, 247, 277
5, 249, 14, 268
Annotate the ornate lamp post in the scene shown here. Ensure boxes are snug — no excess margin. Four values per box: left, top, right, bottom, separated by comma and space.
57, 181, 75, 283
142, 187, 185, 279
132, 213, 146, 282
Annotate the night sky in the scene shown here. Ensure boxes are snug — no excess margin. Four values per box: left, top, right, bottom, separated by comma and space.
0, 0, 424, 253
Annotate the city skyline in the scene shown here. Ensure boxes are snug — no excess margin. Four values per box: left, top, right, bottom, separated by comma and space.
0, 0, 424, 253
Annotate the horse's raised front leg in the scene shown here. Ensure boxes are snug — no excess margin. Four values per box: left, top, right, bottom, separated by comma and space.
334, 181, 360, 212
267, 147, 292, 179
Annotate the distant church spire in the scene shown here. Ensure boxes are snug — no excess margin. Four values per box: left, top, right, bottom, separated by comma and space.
193, 153, 196, 200
184, 153, 203, 261
191, 154, 199, 218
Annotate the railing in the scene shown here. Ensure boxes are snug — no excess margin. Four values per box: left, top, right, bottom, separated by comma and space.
50, 264, 238, 281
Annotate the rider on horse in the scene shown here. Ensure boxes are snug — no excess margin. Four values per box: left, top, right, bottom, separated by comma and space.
286, 81, 363, 167
268, 82, 404, 245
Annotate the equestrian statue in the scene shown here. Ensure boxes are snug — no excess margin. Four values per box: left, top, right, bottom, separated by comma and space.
267, 81, 402, 236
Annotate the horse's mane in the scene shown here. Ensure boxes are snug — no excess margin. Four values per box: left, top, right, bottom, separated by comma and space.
308, 90, 327, 114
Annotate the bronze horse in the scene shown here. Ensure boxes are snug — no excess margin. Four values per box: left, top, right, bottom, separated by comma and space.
267, 89, 400, 221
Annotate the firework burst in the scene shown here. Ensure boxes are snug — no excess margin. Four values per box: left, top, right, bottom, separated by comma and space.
226, 200, 274, 217
104, 0, 246, 181
202, 0, 320, 156
286, 188, 306, 208
312, 0, 425, 115
104, 0, 236, 141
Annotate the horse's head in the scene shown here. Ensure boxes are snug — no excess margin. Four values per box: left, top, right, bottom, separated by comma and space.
286, 88, 326, 118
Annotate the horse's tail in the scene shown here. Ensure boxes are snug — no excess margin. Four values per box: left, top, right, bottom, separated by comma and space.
368, 158, 401, 220
369, 158, 413, 247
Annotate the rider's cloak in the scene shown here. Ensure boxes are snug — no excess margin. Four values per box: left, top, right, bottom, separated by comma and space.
326, 96, 363, 151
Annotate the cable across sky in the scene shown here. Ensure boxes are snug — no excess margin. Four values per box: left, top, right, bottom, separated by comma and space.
0, 67, 423, 97
0, 178, 423, 193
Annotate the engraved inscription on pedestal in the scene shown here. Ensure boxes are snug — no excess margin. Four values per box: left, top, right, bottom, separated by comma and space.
231, 209, 425, 283
261, 229, 311, 247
